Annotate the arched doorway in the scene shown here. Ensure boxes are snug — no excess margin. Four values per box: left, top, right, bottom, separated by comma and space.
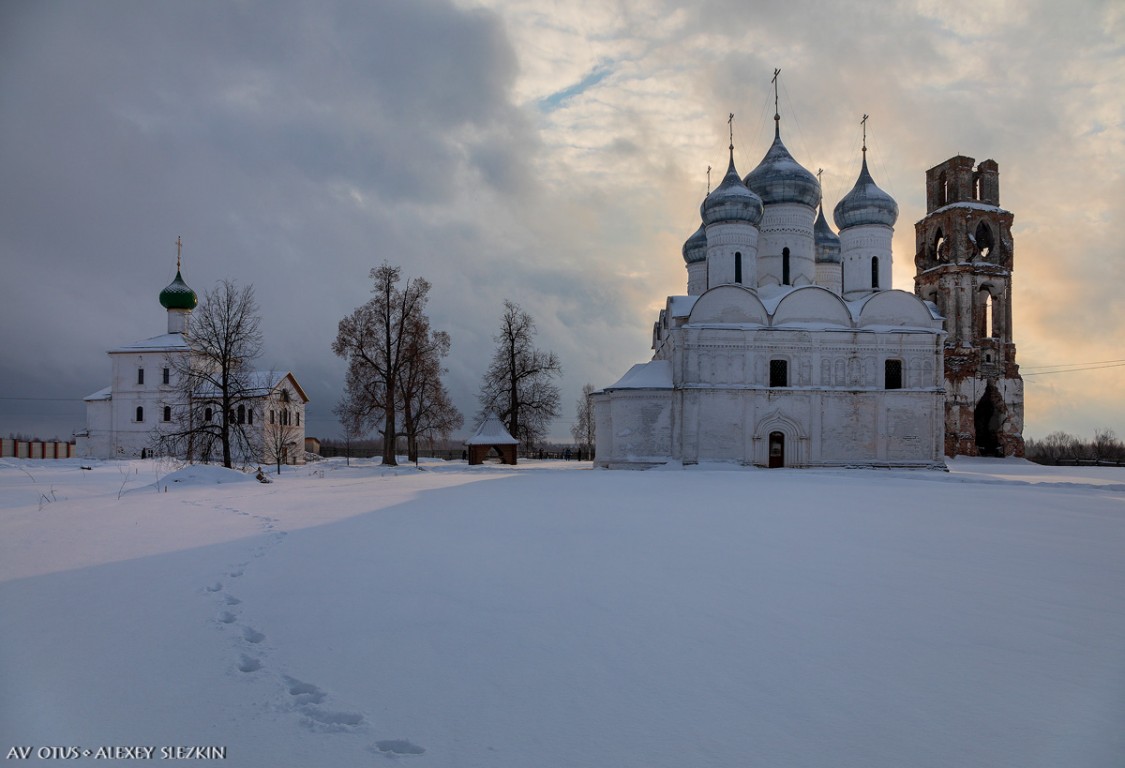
974, 387, 1002, 457
768, 431, 785, 468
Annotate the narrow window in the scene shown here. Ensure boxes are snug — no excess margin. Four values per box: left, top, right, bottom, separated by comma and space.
982, 291, 994, 338
885, 360, 903, 390
734, 252, 742, 284
296, 412, 300, 427
204, 407, 213, 422
237, 404, 245, 424
137, 368, 145, 385
871, 256, 879, 289
163, 405, 172, 422
769, 359, 788, 387
135, 406, 144, 422
248, 408, 253, 425
162, 367, 170, 385
782, 247, 791, 285
269, 410, 274, 425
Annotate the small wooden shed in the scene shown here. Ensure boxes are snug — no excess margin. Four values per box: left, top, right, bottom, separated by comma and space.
465, 412, 519, 465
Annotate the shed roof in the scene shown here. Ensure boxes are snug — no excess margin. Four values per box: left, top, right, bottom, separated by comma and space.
466, 412, 519, 445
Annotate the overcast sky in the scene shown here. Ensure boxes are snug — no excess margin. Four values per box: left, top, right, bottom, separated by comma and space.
2, 0, 1122, 445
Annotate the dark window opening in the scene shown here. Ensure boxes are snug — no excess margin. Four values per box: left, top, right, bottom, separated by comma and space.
734, 252, 742, 284
163, 405, 171, 422
135, 406, 144, 422
237, 404, 246, 424
885, 360, 903, 390
269, 410, 274, 425
769, 359, 788, 387
782, 247, 791, 285
204, 407, 213, 422
296, 412, 300, 427
871, 256, 880, 289
137, 368, 145, 385
248, 408, 253, 425
975, 221, 994, 259
162, 367, 170, 385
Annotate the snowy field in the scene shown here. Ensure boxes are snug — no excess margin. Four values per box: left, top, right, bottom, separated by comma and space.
2, 456, 1124, 767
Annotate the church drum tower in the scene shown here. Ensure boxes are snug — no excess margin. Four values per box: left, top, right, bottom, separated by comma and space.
914, 156, 1024, 457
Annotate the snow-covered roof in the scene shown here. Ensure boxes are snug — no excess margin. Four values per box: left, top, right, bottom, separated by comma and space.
465, 412, 519, 445
194, 371, 309, 402
919, 200, 1011, 219
109, 333, 190, 353
84, 386, 112, 401
668, 295, 699, 318
606, 360, 673, 390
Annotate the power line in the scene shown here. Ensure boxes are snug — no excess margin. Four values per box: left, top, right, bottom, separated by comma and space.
1022, 360, 1125, 377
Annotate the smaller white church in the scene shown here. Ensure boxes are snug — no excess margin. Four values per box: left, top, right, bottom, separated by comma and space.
593, 108, 947, 469
76, 257, 308, 465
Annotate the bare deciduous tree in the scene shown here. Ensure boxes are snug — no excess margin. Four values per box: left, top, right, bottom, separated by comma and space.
157, 280, 263, 468
477, 300, 561, 449
398, 325, 462, 462
571, 383, 596, 459
333, 263, 457, 466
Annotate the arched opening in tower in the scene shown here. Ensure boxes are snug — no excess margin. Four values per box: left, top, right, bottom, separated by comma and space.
974, 221, 994, 260
974, 385, 1002, 457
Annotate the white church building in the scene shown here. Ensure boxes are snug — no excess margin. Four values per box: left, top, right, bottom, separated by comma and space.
593, 112, 947, 469
76, 259, 308, 465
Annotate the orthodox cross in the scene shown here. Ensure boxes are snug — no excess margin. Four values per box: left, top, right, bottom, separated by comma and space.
707, 165, 712, 193
176, 235, 182, 271
861, 113, 869, 154
772, 68, 781, 121
728, 112, 735, 150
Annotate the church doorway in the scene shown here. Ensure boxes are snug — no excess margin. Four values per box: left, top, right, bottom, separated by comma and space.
974, 386, 1002, 457
768, 432, 785, 468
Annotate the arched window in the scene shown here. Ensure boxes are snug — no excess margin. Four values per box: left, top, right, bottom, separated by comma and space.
135, 406, 144, 422
296, 412, 300, 427
939, 172, 949, 205
237, 404, 245, 424
981, 289, 994, 338
734, 252, 742, 284
163, 406, 172, 422
934, 229, 946, 261
269, 410, 274, 425
974, 221, 994, 259
782, 247, 791, 285
871, 256, 880, 289
204, 407, 213, 422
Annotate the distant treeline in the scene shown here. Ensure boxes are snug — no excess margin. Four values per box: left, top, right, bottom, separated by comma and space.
315, 438, 592, 462
1025, 429, 1125, 466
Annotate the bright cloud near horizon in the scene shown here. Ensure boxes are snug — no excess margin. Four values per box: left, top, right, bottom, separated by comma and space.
1, 0, 1122, 445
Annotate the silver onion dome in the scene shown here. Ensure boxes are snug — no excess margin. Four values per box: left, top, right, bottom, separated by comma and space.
813, 204, 841, 263
701, 151, 764, 227
744, 123, 820, 208
833, 156, 898, 229
682, 223, 708, 264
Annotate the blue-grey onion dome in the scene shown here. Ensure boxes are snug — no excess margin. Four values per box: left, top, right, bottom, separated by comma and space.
813, 204, 841, 263
682, 223, 708, 264
700, 153, 764, 226
159, 270, 198, 310
833, 156, 898, 229
743, 124, 820, 208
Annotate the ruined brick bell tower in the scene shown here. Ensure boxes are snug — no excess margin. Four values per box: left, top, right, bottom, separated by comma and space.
914, 156, 1024, 457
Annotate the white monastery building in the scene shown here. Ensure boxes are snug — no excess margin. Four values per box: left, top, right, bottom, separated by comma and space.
593, 105, 956, 469
76, 258, 308, 465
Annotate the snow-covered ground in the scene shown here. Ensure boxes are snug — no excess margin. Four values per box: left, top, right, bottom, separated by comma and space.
2, 456, 1123, 767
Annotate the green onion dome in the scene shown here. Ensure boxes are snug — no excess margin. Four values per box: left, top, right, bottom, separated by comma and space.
159, 270, 198, 310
